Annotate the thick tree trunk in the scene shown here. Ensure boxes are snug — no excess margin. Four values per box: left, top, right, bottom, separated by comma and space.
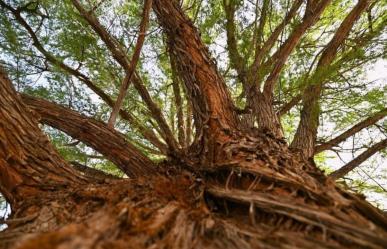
153, 0, 240, 138
0, 68, 86, 210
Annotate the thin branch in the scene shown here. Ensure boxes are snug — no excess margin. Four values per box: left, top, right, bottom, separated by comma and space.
108, 0, 152, 128
72, 0, 179, 153
223, 0, 248, 86
329, 139, 387, 180
315, 108, 387, 154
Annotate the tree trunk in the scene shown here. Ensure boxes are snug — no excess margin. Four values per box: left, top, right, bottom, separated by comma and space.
0, 67, 85, 210
1, 2, 387, 249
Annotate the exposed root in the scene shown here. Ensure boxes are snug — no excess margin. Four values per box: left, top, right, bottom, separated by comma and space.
1, 132, 387, 249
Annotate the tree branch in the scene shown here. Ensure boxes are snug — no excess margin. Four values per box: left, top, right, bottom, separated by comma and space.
329, 139, 387, 180
70, 161, 119, 181
249, 0, 303, 86
291, 0, 371, 158
223, 0, 248, 86
262, 0, 332, 98
71, 0, 179, 153
107, 0, 152, 128
315, 108, 387, 154
153, 0, 239, 137
22, 94, 157, 178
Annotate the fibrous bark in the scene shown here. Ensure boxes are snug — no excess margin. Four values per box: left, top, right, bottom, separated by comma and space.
0, 67, 85, 209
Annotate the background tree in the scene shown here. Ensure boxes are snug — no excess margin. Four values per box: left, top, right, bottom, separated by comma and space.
0, 0, 386, 248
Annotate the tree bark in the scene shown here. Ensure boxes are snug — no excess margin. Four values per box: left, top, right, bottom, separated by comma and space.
0, 68, 85, 209
153, 0, 240, 140
21, 95, 156, 178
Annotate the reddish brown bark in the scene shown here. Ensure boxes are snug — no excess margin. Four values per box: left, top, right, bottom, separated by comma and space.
0, 68, 85, 209
153, 0, 240, 140
1, 2, 387, 249
22, 95, 156, 178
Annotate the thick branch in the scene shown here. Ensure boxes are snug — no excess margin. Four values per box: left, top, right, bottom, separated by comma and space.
329, 139, 387, 180
22, 95, 157, 178
107, 0, 152, 128
154, 0, 239, 137
0, 68, 85, 208
315, 108, 387, 154
262, 0, 332, 98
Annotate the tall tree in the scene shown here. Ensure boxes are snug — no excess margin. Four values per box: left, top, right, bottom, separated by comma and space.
0, 0, 386, 248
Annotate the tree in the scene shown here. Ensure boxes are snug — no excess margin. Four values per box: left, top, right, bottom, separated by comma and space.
0, 0, 386, 248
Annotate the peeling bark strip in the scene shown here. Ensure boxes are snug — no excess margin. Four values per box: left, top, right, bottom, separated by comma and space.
0, 68, 85, 208
22, 95, 156, 178
329, 139, 387, 180
153, 0, 239, 136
